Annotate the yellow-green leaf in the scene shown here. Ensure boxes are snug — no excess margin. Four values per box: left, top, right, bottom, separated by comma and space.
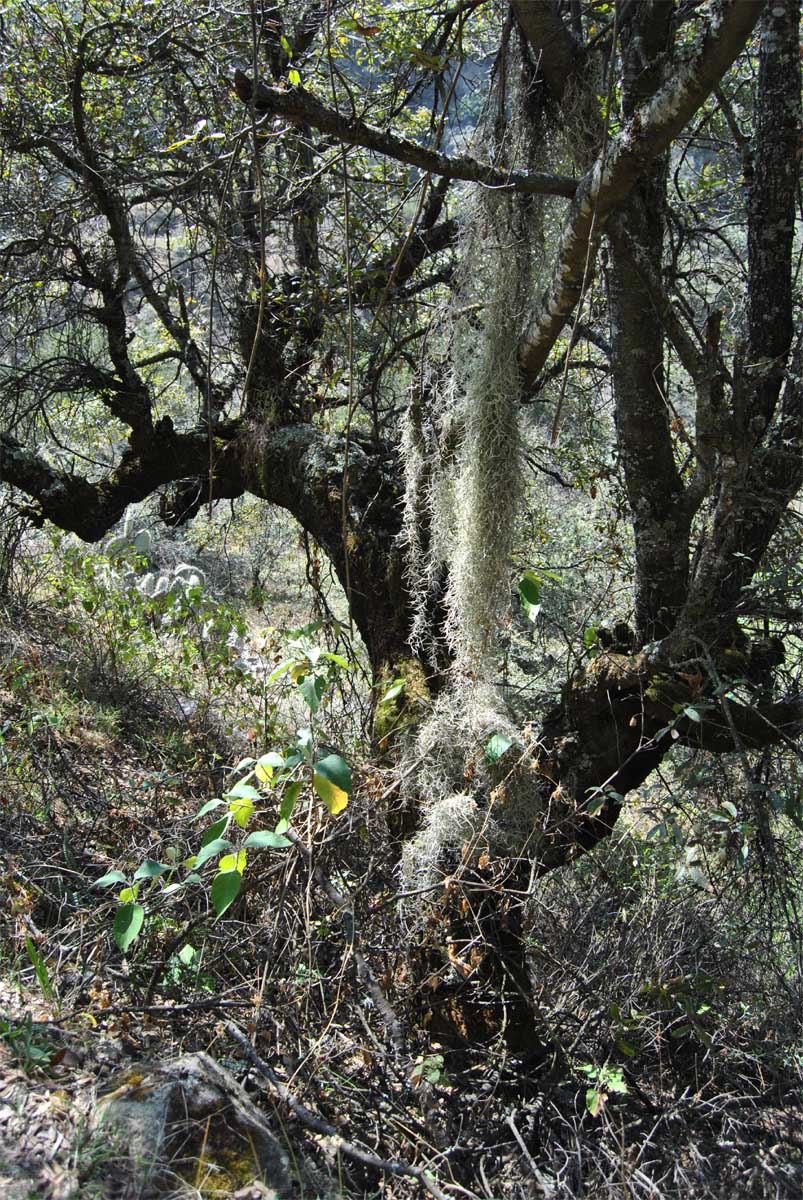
229, 794, 255, 828
313, 772, 349, 815
219, 849, 247, 874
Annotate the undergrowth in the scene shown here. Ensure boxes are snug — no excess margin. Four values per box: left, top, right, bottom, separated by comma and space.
0, 530, 801, 1200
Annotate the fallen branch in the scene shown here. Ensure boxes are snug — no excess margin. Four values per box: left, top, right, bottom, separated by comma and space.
226, 1021, 449, 1200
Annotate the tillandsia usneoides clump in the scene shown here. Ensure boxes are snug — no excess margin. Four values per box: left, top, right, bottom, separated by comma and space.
444, 189, 531, 670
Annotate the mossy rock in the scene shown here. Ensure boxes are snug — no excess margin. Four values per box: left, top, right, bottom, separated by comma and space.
93, 1053, 290, 1198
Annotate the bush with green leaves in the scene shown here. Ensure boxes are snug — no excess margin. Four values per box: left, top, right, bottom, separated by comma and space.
94, 623, 355, 950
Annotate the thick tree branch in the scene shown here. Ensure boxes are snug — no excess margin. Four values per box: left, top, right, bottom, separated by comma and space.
518, 0, 763, 380
746, 1, 800, 432
677, 2, 801, 639
0, 426, 241, 540
510, 0, 583, 103
352, 218, 459, 305
233, 71, 578, 198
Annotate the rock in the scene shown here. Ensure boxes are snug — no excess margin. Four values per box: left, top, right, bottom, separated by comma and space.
93, 1052, 290, 1198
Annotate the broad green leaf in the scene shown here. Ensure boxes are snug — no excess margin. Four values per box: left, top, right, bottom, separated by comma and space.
95, 870, 128, 888
314, 753, 352, 794
201, 816, 230, 846
225, 781, 261, 800
258, 751, 287, 769
118, 885, 140, 903
288, 68, 301, 85
178, 944, 196, 966
194, 798, 225, 820
279, 781, 302, 823
683, 706, 701, 723
266, 660, 293, 684
485, 733, 513, 764
114, 903, 145, 952
211, 870, 242, 918
133, 859, 169, 881
518, 571, 542, 622
323, 652, 349, 669
298, 673, 326, 712
255, 752, 286, 784
218, 849, 247, 873
584, 625, 599, 649
232, 756, 256, 772
243, 829, 292, 849
313, 772, 349, 815
229, 794, 255, 829
194, 838, 232, 869
379, 678, 405, 704
586, 1088, 604, 1117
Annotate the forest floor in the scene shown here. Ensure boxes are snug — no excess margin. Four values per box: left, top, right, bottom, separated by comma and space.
1, 552, 803, 1200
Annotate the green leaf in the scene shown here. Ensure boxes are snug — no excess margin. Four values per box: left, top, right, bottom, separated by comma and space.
266, 660, 293, 684
243, 829, 292, 849
379, 678, 405, 704
211, 870, 242, 918
118, 885, 140, 903
218, 849, 247, 873
194, 838, 232, 869
682, 706, 701, 723
584, 625, 599, 649
313, 755, 353, 815
95, 870, 128, 888
256, 752, 286, 785
313, 753, 352, 794
25, 937, 53, 1003
260, 751, 287, 768
229, 794, 255, 829
485, 733, 513, 764
518, 571, 542, 622
133, 859, 170, 881
279, 780, 302, 824
586, 1087, 604, 1117
225, 781, 261, 800
323, 652, 349, 669
298, 673, 326, 712
288, 67, 301, 85
313, 773, 349, 815
114, 903, 145, 952
201, 816, 230, 846
194, 798, 225, 820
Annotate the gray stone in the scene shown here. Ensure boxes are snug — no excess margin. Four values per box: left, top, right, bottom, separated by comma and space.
93, 1052, 289, 1198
